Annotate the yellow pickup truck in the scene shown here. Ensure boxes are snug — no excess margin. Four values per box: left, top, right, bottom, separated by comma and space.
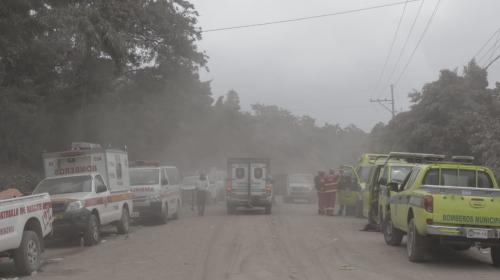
381, 156, 500, 265
338, 154, 387, 217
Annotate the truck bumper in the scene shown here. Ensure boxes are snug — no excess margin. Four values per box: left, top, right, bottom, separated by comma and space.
132, 201, 162, 218
427, 225, 500, 245
227, 195, 272, 208
53, 209, 92, 235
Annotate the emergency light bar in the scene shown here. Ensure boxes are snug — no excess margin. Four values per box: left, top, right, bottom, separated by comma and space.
451, 156, 475, 164
387, 152, 446, 163
130, 160, 160, 167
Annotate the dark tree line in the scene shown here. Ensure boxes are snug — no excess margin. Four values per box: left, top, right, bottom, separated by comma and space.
0, 0, 367, 191
370, 61, 500, 175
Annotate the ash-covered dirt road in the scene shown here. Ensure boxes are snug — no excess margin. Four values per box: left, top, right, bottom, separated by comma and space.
1, 200, 499, 280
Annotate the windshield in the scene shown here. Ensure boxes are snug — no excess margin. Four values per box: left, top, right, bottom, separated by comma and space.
390, 166, 413, 183
358, 166, 373, 183
289, 174, 313, 184
34, 175, 92, 195
182, 176, 198, 185
423, 168, 494, 188
130, 169, 160, 185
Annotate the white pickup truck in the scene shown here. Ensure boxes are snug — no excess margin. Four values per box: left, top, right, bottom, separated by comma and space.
0, 193, 53, 275
32, 142, 133, 246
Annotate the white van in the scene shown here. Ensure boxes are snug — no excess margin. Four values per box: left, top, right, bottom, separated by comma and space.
226, 158, 273, 214
130, 162, 181, 223
33, 142, 133, 246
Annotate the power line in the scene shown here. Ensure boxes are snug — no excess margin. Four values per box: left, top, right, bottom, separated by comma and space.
201, 0, 422, 33
373, 0, 410, 97
394, 0, 442, 86
478, 32, 500, 66
473, 28, 500, 61
384, 0, 426, 89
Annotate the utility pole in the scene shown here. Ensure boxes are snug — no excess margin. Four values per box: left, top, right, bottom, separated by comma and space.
370, 84, 396, 118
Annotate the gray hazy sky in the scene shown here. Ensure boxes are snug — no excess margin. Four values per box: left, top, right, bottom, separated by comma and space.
190, 0, 500, 131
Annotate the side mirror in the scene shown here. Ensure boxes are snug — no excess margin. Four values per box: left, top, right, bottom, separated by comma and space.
96, 185, 107, 193
387, 182, 399, 192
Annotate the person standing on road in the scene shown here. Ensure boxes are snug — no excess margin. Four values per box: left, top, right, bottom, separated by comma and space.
314, 171, 326, 215
323, 169, 340, 216
196, 173, 209, 216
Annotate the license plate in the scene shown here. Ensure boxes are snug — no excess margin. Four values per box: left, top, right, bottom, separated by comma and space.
467, 229, 489, 239
131, 212, 140, 218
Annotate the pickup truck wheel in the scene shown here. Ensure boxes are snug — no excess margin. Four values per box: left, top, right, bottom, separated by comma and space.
491, 247, 500, 267
116, 208, 130, 234
407, 218, 427, 262
13, 231, 41, 275
83, 215, 100, 246
383, 213, 403, 246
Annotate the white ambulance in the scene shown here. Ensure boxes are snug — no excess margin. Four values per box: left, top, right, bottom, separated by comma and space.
33, 142, 133, 246
129, 161, 181, 223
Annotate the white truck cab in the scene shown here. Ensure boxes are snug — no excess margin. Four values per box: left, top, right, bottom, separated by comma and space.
130, 162, 181, 223
33, 142, 133, 246
0, 193, 53, 275
284, 173, 315, 203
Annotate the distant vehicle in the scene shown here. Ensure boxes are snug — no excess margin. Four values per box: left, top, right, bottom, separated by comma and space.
226, 158, 273, 214
208, 169, 227, 201
0, 193, 53, 275
181, 175, 198, 191
284, 173, 315, 203
130, 162, 181, 223
33, 142, 133, 246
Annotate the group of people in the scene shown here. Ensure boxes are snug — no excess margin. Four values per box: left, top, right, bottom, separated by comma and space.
314, 169, 341, 216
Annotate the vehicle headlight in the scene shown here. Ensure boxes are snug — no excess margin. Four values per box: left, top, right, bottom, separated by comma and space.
66, 200, 85, 212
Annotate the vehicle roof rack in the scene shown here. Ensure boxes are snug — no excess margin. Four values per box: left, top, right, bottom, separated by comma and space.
386, 152, 446, 164
451, 156, 475, 164
366, 154, 388, 163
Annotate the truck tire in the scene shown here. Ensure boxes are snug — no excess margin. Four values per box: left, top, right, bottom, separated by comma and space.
116, 207, 130, 234
159, 204, 169, 224
13, 231, 41, 275
491, 247, 500, 267
83, 214, 100, 246
264, 205, 272, 215
383, 213, 403, 246
407, 218, 427, 262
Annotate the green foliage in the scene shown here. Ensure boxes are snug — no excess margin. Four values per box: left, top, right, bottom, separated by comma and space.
370, 60, 500, 175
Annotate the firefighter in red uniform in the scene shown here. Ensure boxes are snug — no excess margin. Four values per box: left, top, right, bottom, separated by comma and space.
323, 169, 340, 216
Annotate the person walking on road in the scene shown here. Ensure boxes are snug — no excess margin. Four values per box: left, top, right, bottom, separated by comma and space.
196, 173, 209, 216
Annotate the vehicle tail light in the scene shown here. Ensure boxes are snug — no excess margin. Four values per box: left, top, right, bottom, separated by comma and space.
423, 195, 433, 213
226, 180, 232, 194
